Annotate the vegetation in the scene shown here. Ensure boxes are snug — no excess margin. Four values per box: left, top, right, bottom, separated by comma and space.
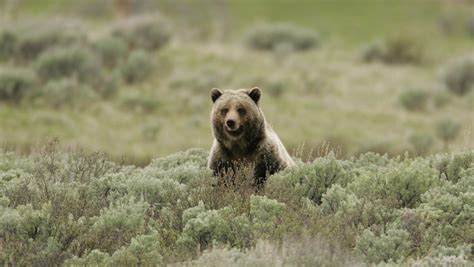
398, 89, 429, 111
0, 68, 36, 102
361, 36, 423, 64
0, 1, 473, 264
436, 118, 462, 149
441, 54, 474, 95
0, 0, 471, 162
0, 144, 472, 265
245, 23, 319, 52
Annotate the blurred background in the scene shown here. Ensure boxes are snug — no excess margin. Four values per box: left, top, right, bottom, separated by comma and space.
0, 0, 473, 165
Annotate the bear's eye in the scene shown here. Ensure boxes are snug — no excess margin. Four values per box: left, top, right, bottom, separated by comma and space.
221, 108, 229, 115
237, 108, 246, 115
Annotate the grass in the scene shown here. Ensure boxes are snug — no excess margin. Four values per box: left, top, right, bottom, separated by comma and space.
0, 0, 473, 164
1, 42, 473, 163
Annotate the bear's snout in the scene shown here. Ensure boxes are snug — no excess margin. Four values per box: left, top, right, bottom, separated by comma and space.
226, 119, 238, 131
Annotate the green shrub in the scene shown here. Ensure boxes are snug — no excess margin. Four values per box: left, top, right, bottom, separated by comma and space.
245, 23, 319, 52
441, 54, 474, 95
435, 118, 461, 148
399, 89, 429, 111
177, 206, 252, 251
433, 89, 452, 108
355, 229, 411, 264
35, 46, 102, 86
182, 238, 362, 267
127, 176, 185, 209
13, 19, 87, 62
149, 148, 208, 171
0, 30, 17, 61
250, 195, 285, 238
348, 157, 438, 209
361, 39, 386, 63
87, 200, 148, 254
64, 249, 111, 267
414, 174, 473, 247
362, 36, 422, 64
112, 15, 170, 51
431, 151, 473, 182
0, 69, 36, 102
409, 132, 434, 156
1, 146, 473, 265
93, 36, 128, 68
267, 153, 353, 204
35, 78, 96, 108
120, 50, 154, 84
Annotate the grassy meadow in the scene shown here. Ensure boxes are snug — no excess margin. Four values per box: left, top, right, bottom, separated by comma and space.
0, 0, 473, 265
0, 0, 472, 164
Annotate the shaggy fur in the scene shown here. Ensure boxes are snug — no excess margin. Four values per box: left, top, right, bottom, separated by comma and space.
208, 87, 295, 187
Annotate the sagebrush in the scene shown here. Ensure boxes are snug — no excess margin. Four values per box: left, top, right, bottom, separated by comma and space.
0, 144, 472, 266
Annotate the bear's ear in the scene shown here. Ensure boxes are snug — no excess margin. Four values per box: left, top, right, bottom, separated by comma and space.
248, 87, 261, 104
211, 88, 223, 103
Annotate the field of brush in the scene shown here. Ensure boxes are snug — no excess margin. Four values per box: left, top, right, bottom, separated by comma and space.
0, 0, 473, 265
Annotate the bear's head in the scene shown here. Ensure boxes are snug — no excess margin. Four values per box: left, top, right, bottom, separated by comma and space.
210, 87, 265, 148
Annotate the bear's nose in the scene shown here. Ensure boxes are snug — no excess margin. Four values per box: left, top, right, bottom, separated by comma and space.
226, 119, 236, 129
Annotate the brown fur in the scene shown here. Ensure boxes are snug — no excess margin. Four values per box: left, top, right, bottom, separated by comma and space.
207, 87, 295, 187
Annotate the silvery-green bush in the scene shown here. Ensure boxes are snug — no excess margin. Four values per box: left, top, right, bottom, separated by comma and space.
361, 36, 423, 64
93, 36, 128, 69
245, 23, 319, 52
441, 54, 474, 95
112, 15, 170, 51
0, 68, 36, 102
35, 46, 102, 86
399, 89, 430, 111
3, 19, 87, 62
120, 50, 154, 84
1, 145, 473, 266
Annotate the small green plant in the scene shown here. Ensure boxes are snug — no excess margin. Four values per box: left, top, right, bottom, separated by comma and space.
409, 132, 434, 156
399, 89, 429, 111
0, 69, 36, 102
355, 229, 411, 263
112, 15, 170, 51
267, 153, 353, 205
0, 30, 17, 61
432, 89, 452, 108
120, 50, 155, 84
245, 23, 319, 52
362, 36, 422, 64
93, 36, 128, 69
435, 118, 461, 149
14, 19, 86, 62
361, 40, 386, 63
441, 54, 474, 95
35, 46, 102, 86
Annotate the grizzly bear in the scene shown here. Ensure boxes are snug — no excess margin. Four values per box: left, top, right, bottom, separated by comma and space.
207, 87, 295, 187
